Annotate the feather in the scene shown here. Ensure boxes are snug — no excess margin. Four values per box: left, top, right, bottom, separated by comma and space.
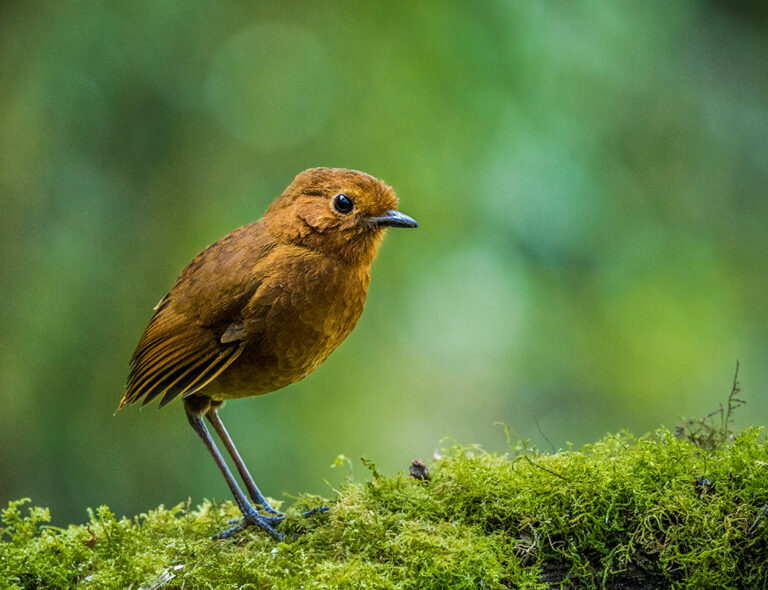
158, 343, 244, 408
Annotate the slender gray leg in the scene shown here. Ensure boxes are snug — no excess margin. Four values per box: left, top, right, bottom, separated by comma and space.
206, 405, 328, 521
205, 407, 283, 516
184, 399, 284, 540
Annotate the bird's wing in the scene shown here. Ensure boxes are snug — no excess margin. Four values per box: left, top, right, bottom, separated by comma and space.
120, 310, 247, 409
120, 221, 275, 409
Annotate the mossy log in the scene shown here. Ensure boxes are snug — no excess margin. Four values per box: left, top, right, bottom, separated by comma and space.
2, 428, 767, 589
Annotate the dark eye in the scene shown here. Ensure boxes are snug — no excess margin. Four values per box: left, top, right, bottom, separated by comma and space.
333, 193, 354, 214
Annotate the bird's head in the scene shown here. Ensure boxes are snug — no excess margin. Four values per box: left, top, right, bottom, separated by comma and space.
266, 168, 418, 265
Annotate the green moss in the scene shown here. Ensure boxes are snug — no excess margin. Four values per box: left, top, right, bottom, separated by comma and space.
2, 429, 767, 589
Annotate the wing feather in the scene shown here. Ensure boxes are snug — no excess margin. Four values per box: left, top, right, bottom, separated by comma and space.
158, 343, 245, 408
120, 219, 276, 410
126, 335, 197, 391
139, 347, 220, 406
120, 310, 245, 408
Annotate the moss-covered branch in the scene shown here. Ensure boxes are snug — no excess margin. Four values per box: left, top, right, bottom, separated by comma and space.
2, 428, 767, 589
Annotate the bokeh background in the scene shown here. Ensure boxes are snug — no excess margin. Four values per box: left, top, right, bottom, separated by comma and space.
2, 1, 767, 526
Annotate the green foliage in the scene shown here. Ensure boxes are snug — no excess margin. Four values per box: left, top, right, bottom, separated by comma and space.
3, 429, 767, 589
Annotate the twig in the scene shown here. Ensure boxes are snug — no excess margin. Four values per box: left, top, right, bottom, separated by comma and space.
724, 360, 746, 437
524, 454, 567, 481
534, 417, 556, 453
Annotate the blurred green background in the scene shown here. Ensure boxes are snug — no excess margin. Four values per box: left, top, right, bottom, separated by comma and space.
2, 1, 767, 526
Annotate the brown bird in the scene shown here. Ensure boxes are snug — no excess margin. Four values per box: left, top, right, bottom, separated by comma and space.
119, 167, 417, 540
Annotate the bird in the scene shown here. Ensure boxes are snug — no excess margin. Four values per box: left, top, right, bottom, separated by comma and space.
118, 167, 417, 540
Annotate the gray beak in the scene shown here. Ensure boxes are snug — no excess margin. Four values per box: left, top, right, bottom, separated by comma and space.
368, 210, 419, 228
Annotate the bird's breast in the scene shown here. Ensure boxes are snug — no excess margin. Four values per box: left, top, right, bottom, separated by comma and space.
208, 252, 371, 399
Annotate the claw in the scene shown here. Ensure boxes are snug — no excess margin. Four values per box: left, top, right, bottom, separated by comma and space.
259, 502, 283, 516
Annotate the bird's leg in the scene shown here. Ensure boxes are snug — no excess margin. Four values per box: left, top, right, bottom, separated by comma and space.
204, 405, 283, 516
206, 404, 329, 521
183, 397, 284, 540
205, 404, 328, 522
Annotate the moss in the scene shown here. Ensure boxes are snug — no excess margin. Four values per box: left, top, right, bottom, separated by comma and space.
2, 428, 767, 589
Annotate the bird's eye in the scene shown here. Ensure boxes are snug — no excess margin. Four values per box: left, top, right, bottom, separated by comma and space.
333, 193, 354, 214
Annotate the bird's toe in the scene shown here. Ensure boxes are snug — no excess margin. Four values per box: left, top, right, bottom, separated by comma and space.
302, 506, 329, 518
215, 508, 286, 540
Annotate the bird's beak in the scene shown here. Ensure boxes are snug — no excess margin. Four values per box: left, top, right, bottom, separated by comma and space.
368, 210, 419, 228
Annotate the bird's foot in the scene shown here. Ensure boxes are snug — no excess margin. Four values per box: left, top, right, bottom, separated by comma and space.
228, 506, 325, 523
216, 506, 327, 540
227, 508, 285, 525
216, 507, 286, 541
